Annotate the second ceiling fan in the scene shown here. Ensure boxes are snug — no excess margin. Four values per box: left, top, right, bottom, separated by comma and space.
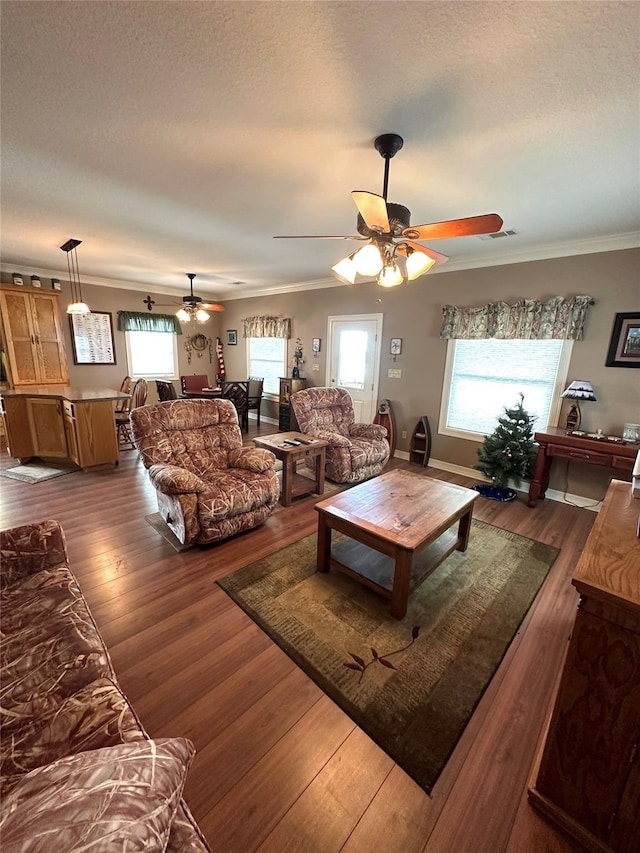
275, 134, 503, 287
147, 273, 225, 323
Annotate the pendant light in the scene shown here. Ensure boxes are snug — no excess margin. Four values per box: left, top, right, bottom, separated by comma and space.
60, 239, 90, 314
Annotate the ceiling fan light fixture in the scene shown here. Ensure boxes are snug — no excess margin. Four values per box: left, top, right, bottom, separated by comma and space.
331, 255, 358, 285
378, 263, 404, 288
176, 307, 190, 323
406, 249, 436, 280
195, 308, 210, 323
353, 243, 383, 276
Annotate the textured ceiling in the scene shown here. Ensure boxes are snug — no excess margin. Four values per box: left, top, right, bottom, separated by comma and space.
1, 1, 639, 300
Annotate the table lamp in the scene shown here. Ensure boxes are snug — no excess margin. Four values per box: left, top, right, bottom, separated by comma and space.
561, 380, 596, 430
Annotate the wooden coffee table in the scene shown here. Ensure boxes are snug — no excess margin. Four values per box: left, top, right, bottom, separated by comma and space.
315, 469, 478, 619
253, 432, 329, 507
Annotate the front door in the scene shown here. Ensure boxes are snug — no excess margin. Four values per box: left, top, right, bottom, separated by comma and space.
326, 314, 383, 422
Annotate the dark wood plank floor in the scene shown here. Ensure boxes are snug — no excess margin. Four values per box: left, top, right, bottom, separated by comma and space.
0, 422, 594, 853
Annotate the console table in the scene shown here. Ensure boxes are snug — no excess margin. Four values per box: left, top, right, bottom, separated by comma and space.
527, 428, 637, 507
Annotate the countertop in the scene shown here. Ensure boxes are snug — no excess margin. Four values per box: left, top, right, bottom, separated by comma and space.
1, 387, 129, 402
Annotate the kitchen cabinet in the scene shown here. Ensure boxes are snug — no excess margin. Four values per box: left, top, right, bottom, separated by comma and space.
0, 285, 69, 386
278, 377, 307, 431
528, 479, 640, 853
1, 387, 128, 469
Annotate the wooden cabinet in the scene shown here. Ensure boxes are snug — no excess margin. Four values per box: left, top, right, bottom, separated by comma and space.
0, 286, 69, 386
279, 377, 307, 432
528, 480, 640, 853
2, 389, 125, 469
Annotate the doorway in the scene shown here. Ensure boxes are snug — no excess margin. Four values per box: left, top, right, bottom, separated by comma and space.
326, 314, 383, 422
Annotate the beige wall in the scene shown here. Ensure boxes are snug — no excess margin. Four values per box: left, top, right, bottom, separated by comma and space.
3, 247, 638, 498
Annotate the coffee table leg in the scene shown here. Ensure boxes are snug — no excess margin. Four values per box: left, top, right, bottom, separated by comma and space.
390, 550, 412, 620
317, 512, 331, 573
457, 509, 473, 552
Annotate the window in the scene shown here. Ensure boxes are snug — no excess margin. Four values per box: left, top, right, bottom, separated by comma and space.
439, 338, 573, 441
125, 330, 178, 379
247, 337, 286, 395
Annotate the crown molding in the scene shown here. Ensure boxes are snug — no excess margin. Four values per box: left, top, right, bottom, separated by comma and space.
3, 232, 638, 300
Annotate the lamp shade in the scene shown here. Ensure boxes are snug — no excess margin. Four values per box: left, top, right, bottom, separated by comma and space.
561, 380, 596, 401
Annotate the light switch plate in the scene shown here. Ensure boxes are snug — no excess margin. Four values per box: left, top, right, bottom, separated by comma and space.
388, 368, 402, 379
312, 363, 320, 371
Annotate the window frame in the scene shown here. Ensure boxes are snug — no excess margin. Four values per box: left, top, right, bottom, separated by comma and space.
439, 338, 574, 443
246, 336, 287, 398
124, 329, 179, 380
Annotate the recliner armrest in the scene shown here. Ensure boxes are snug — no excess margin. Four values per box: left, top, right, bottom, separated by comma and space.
228, 447, 275, 473
309, 429, 351, 448
148, 464, 208, 495
350, 423, 388, 440
0, 520, 68, 589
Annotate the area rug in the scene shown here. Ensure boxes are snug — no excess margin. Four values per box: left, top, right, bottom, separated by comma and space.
217, 520, 559, 793
0, 462, 78, 484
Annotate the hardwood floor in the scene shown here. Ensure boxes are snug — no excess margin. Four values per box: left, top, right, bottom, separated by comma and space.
0, 423, 594, 853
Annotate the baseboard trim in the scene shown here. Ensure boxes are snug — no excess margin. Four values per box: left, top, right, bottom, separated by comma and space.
392, 451, 600, 511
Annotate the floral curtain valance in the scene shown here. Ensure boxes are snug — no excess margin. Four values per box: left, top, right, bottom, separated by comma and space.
440, 295, 594, 341
117, 311, 182, 335
242, 316, 291, 339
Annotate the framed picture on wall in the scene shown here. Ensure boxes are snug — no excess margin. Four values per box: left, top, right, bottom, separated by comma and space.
312, 337, 321, 354
390, 338, 402, 355
69, 311, 116, 365
605, 312, 640, 368
227, 330, 237, 346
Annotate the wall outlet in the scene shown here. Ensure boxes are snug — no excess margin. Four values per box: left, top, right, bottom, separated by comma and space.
312, 363, 320, 371
401, 429, 407, 439
388, 368, 402, 379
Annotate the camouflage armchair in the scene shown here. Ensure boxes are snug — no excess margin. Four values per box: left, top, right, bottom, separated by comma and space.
131, 398, 279, 547
290, 387, 390, 484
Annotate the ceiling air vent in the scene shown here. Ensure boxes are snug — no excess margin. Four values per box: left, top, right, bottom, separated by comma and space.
479, 229, 517, 241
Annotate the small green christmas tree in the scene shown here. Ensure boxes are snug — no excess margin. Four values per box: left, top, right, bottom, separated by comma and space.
474, 394, 537, 490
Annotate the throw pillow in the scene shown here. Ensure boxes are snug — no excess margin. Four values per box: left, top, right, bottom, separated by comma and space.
0, 737, 194, 852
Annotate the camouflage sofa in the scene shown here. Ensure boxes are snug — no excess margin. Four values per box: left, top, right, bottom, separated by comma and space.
290, 386, 390, 484
0, 519, 210, 852
131, 398, 279, 547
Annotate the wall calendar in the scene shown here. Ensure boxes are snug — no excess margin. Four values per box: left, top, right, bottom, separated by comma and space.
69, 311, 116, 365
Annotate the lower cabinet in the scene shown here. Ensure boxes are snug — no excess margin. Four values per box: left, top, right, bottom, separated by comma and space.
528, 480, 640, 853
3, 395, 119, 469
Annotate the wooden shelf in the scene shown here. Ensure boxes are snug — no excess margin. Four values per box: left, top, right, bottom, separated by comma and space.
410, 416, 432, 466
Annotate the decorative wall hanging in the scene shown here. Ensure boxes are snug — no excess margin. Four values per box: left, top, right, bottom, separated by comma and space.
184, 333, 213, 365
69, 311, 115, 365
605, 312, 640, 367
227, 330, 237, 345
390, 338, 402, 359
312, 337, 321, 354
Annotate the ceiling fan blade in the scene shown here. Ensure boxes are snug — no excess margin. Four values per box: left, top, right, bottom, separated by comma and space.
397, 241, 449, 268
352, 191, 390, 233
402, 213, 503, 241
274, 235, 365, 240
200, 303, 225, 312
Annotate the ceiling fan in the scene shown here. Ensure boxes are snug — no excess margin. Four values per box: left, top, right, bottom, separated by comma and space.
274, 134, 503, 287
145, 273, 225, 323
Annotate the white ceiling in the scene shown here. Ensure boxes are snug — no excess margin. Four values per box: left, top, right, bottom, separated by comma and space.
1, 1, 639, 301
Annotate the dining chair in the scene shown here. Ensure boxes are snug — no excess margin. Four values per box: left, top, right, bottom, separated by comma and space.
219, 380, 250, 432
247, 377, 264, 426
115, 378, 148, 449
180, 374, 209, 394
155, 380, 178, 401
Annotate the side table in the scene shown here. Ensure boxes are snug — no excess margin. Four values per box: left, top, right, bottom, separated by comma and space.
528, 428, 637, 507
253, 432, 328, 507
